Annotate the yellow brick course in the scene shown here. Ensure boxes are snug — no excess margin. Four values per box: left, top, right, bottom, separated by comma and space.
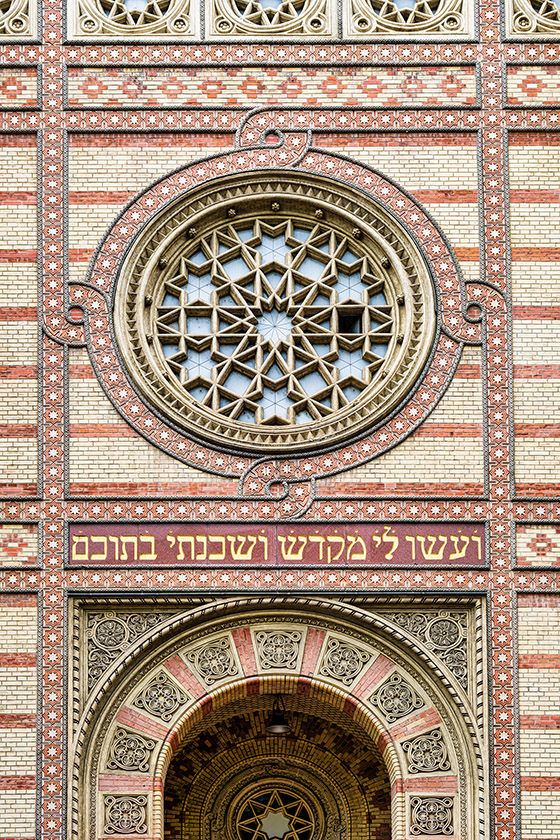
509, 146, 560, 189
0, 605, 37, 651
0, 146, 36, 192
0, 207, 36, 249
512, 322, 560, 366
0, 264, 37, 307
514, 381, 560, 423
515, 440, 560, 484
0, 728, 36, 774
0, 441, 37, 484
0, 381, 37, 423
518, 671, 560, 716
0, 525, 38, 567
519, 731, 560, 775
0, 668, 36, 713
511, 263, 560, 306
510, 204, 560, 248
520, 792, 560, 840
0, 791, 36, 836
518, 606, 560, 654
0, 323, 37, 366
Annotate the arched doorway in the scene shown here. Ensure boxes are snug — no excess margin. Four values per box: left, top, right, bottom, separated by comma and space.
71, 597, 485, 840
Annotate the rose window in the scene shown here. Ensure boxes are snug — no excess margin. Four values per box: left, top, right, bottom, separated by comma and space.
115, 172, 436, 454
236, 789, 314, 840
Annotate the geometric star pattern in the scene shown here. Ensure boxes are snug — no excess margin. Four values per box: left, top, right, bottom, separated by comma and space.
155, 218, 394, 426
236, 789, 314, 840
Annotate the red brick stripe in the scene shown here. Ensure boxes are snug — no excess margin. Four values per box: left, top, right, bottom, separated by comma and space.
513, 306, 560, 319
0, 307, 37, 320
68, 190, 135, 205
0, 365, 38, 379
0, 193, 35, 205
0, 483, 37, 494
0, 134, 35, 148
317, 131, 478, 147
510, 190, 560, 203
515, 424, 560, 438
515, 365, 560, 378
0, 596, 36, 607
320, 482, 484, 496
0, 714, 36, 728
413, 423, 482, 437
518, 595, 560, 607
516, 484, 560, 496
512, 248, 560, 261
68, 132, 233, 148
68, 481, 238, 495
0, 776, 35, 789
519, 654, 560, 668
0, 653, 36, 667
0, 425, 37, 438
521, 777, 560, 790
0, 250, 37, 262
520, 715, 560, 728
509, 131, 560, 145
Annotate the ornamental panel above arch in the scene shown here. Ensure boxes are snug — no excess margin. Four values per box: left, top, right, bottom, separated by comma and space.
68, 597, 487, 840
52, 119, 485, 509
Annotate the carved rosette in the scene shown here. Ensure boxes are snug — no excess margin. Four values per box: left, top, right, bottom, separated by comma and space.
370, 672, 425, 723
208, 0, 334, 36
104, 795, 148, 835
133, 671, 188, 722
186, 636, 239, 685
410, 796, 454, 836
106, 728, 156, 773
402, 729, 451, 774
255, 630, 302, 670
318, 637, 372, 686
384, 611, 469, 690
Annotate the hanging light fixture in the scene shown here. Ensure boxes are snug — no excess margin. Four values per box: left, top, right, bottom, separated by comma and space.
266, 695, 291, 735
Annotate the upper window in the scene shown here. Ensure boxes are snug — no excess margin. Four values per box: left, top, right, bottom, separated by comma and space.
114, 170, 436, 454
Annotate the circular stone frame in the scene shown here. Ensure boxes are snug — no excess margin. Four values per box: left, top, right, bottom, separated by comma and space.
114, 170, 436, 455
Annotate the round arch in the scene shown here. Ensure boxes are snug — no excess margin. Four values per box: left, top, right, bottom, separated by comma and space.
70, 597, 486, 840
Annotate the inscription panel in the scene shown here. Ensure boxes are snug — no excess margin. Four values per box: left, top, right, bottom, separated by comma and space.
68, 522, 485, 567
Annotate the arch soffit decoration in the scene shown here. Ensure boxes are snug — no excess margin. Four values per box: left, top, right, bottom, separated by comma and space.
53, 113, 487, 508
70, 596, 488, 840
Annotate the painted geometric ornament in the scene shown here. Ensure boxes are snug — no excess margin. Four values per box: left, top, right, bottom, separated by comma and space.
73, 125, 479, 479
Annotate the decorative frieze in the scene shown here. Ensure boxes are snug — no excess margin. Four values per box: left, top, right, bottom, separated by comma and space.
104, 795, 148, 835
370, 672, 425, 723
185, 636, 239, 685
133, 671, 188, 722
256, 630, 302, 670
107, 728, 156, 773
402, 729, 450, 774
318, 636, 372, 685
410, 796, 454, 835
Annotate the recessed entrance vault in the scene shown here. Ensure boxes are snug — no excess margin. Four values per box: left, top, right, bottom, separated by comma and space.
70, 597, 486, 840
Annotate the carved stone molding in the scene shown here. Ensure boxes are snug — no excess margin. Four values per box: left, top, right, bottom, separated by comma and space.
370, 672, 425, 723
507, 0, 560, 35
0, 0, 35, 36
255, 629, 302, 670
70, 0, 194, 37
185, 636, 239, 685
318, 636, 372, 685
208, 0, 335, 37
384, 611, 469, 690
346, 0, 472, 37
106, 728, 156, 773
133, 671, 188, 722
86, 611, 172, 690
410, 796, 454, 836
402, 729, 451, 774
104, 795, 148, 835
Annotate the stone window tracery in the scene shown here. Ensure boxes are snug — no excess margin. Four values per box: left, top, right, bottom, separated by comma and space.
507, 0, 560, 35
114, 171, 436, 455
347, 0, 470, 37
208, 0, 333, 36
70, 0, 193, 37
0, 0, 35, 36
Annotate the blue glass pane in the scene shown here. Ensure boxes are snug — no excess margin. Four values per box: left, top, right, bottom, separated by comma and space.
292, 227, 310, 242
340, 248, 359, 265
370, 292, 388, 306
299, 371, 326, 395
336, 349, 369, 378
261, 388, 293, 418
181, 348, 213, 378
162, 344, 179, 358
298, 256, 326, 280
162, 293, 180, 307
188, 249, 207, 266
223, 370, 254, 395
223, 256, 249, 281
264, 270, 285, 289
237, 228, 254, 242
259, 234, 292, 264
187, 316, 212, 334
256, 311, 293, 343
371, 343, 388, 357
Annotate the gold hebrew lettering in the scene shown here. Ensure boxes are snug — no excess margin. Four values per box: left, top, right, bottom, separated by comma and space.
208, 535, 225, 560
472, 534, 482, 560
309, 535, 325, 561
119, 536, 138, 562
166, 535, 175, 548
417, 534, 447, 561
196, 536, 207, 561
449, 535, 469, 560
372, 534, 381, 548
326, 536, 345, 564
90, 536, 107, 562
381, 525, 399, 560
177, 536, 195, 562
71, 535, 89, 563
258, 535, 268, 561
405, 535, 416, 561
108, 536, 119, 562
347, 535, 367, 561
139, 535, 157, 561
227, 535, 257, 561
277, 535, 308, 562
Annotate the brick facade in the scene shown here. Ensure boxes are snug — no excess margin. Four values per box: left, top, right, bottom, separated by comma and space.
0, 0, 559, 839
